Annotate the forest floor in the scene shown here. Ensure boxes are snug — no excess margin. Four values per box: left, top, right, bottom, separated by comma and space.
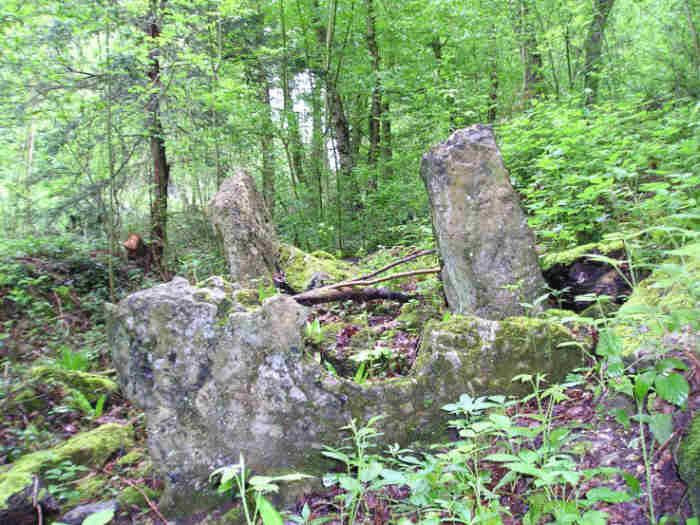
1, 245, 698, 525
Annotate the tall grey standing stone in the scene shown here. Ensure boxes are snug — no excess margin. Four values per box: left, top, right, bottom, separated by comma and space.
421, 125, 545, 319
209, 169, 280, 284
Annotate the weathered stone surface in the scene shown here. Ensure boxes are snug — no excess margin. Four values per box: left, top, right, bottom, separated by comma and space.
58, 500, 118, 525
421, 125, 545, 319
209, 169, 280, 284
108, 277, 587, 519
413, 315, 586, 399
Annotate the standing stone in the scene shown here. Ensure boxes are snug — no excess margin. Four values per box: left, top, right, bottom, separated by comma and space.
209, 169, 280, 284
421, 125, 545, 319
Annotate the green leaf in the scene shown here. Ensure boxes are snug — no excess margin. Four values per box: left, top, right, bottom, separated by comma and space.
484, 453, 520, 463
82, 508, 115, 525
654, 372, 689, 407
622, 472, 641, 497
614, 408, 631, 431
578, 510, 611, 525
257, 496, 284, 525
585, 486, 633, 503
655, 358, 688, 373
648, 413, 673, 445
338, 475, 362, 493
633, 372, 654, 402
359, 461, 383, 482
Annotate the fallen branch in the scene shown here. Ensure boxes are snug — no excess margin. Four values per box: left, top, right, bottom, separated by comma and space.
292, 267, 440, 305
350, 249, 436, 282
293, 286, 417, 306
328, 267, 440, 289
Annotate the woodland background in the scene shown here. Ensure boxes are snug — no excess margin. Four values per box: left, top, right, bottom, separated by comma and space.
1, 0, 698, 273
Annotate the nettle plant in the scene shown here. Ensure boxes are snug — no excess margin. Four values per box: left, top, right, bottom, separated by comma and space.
498, 96, 700, 250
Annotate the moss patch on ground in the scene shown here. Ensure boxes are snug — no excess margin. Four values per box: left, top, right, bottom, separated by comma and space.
278, 244, 357, 292
540, 240, 625, 271
0, 423, 133, 510
29, 367, 118, 402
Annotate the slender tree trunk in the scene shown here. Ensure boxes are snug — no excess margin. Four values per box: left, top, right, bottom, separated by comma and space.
681, 0, 700, 70
260, 73, 276, 217
147, 0, 170, 272
106, 15, 116, 302
365, 0, 381, 188
380, 99, 393, 179
564, 24, 574, 90
583, 0, 615, 106
23, 120, 36, 235
280, 0, 305, 185
310, 74, 324, 220
518, 0, 545, 103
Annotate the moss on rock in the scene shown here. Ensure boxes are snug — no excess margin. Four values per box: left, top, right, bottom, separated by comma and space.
540, 240, 625, 271
29, 366, 118, 402
278, 244, 356, 291
0, 423, 133, 510
117, 484, 161, 507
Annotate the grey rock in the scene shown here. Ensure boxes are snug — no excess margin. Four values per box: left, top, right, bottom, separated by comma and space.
209, 169, 280, 285
58, 500, 118, 525
421, 125, 546, 319
109, 277, 586, 520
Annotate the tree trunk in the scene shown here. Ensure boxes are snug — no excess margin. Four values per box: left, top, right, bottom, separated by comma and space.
681, 0, 700, 69
519, 0, 545, 103
380, 100, 393, 179
280, 0, 305, 186
583, 0, 615, 106
365, 0, 381, 188
310, 73, 324, 220
147, 0, 170, 272
260, 73, 276, 217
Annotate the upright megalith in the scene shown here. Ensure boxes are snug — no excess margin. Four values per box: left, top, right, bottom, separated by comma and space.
209, 168, 280, 284
421, 125, 545, 319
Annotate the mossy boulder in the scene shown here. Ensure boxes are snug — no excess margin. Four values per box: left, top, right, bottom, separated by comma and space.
678, 414, 700, 517
75, 474, 109, 501
278, 244, 356, 292
0, 423, 133, 511
29, 366, 118, 402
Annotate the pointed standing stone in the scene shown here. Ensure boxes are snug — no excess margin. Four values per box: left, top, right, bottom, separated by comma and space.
209, 168, 280, 284
421, 125, 545, 319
